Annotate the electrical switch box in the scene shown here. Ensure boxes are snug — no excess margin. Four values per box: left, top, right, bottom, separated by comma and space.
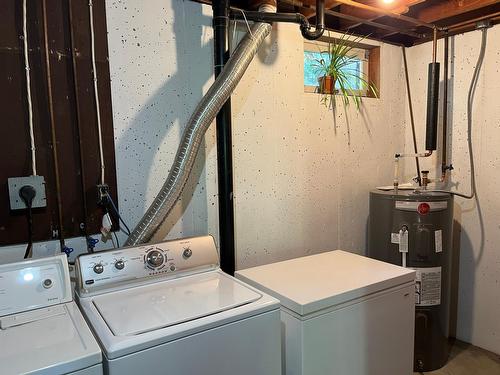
7, 175, 47, 210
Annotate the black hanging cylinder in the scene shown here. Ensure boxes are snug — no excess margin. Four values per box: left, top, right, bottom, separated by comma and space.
425, 62, 440, 151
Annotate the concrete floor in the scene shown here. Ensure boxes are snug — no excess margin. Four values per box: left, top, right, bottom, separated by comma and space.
414, 341, 500, 375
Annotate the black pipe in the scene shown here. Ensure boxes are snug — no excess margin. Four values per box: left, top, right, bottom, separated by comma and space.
229, 0, 325, 40
425, 62, 440, 151
213, 0, 236, 275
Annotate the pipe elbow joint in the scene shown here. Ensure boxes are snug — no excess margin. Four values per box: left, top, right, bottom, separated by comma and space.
300, 24, 325, 40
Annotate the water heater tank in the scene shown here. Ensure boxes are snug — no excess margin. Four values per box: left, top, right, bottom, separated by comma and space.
368, 189, 453, 372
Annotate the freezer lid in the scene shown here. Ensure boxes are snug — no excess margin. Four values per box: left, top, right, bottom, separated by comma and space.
92, 271, 262, 336
236, 250, 415, 316
0, 302, 101, 375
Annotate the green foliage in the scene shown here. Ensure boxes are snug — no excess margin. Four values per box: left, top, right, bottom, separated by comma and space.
313, 33, 379, 110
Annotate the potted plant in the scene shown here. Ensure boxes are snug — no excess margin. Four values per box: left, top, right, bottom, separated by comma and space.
314, 33, 378, 109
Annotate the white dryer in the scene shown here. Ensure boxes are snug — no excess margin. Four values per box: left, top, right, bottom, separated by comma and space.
236, 250, 416, 375
0, 254, 102, 375
75, 235, 281, 375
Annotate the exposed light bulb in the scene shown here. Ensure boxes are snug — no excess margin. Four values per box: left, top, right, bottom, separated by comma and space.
382, 0, 395, 4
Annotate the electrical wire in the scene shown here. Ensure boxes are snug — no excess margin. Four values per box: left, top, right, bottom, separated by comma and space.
24, 205, 33, 259
89, 0, 105, 185
105, 192, 131, 235
430, 28, 488, 199
23, 0, 37, 176
113, 231, 120, 248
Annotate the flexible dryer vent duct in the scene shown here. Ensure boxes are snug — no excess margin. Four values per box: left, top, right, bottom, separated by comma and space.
125, 5, 275, 246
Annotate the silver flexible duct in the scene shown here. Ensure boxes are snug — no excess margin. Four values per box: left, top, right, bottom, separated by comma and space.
125, 9, 274, 246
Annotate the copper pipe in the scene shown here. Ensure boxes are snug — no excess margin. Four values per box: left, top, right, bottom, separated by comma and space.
42, 0, 65, 247
402, 47, 421, 185
432, 28, 438, 63
441, 33, 449, 182
68, 0, 90, 241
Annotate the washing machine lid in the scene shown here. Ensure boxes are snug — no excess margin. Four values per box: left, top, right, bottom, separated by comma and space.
92, 271, 262, 336
236, 250, 415, 316
0, 302, 101, 375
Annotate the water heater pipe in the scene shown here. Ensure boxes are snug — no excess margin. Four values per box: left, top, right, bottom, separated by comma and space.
425, 28, 440, 151
125, 5, 276, 246
401, 46, 421, 185
440, 33, 451, 182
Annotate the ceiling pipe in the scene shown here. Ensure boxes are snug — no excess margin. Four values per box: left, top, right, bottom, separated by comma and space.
230, 0, 325, 40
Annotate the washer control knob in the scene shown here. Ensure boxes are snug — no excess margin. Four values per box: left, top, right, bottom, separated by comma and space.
42, 278, 53, 289
146, 250, 164, 268
182, 248, 193, 259
115, 260, 125, 270
93, 263, 104, 274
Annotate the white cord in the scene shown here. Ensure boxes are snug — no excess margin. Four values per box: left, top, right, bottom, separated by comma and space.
89, 0, 105, 185
23, 0, 37, 176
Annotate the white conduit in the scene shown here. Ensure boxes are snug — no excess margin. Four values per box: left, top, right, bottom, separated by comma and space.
23, 0, 37, 176
89, 0, 105, 185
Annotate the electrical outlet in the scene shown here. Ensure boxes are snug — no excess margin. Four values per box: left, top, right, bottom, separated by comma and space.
8, 175, 47, 210
97, 184, 110, 206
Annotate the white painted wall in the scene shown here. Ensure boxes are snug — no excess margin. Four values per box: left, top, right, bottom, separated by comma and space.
231, 23, 406, 268
1, 0, 497, 358
0, 0, 219, 263
402, 25, 500, 354
1, 2, 406, 271
105, 0, 219, 244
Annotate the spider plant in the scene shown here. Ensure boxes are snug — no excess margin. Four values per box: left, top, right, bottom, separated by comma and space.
313, 33, 378, 109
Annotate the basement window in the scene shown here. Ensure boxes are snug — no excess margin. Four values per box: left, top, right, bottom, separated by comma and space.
303, 38, 380, 97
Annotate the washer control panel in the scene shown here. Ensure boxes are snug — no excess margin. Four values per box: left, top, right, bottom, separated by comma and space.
75, 235, 219, 296
0, 254, 71, 317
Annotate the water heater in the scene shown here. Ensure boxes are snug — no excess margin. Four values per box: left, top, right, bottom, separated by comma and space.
368, 189, 453, 372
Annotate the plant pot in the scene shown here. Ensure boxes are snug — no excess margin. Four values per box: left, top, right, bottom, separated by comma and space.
318, 76, 336, 94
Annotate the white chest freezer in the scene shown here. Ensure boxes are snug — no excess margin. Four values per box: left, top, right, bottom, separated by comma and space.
236, 250, 416, 375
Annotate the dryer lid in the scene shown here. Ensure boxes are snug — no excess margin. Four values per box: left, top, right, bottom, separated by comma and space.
92, 272, 262, 336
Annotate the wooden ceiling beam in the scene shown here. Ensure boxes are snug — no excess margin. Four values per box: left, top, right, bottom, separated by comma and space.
413, 0, 500, 23
279, 0, 423, 38
327, 0, 436, 28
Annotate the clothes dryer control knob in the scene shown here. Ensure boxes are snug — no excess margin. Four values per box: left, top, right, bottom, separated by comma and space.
115, 260, 125, 270
93, 263, 104, 274
146, 250, 164, 268
183, 248, 193, 259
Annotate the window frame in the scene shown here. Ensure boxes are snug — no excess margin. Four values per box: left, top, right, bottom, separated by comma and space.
303, 37, 379, 98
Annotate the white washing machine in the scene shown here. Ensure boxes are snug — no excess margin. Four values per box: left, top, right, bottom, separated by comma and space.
236, 250, 416, 375
75, 235, 281, 375
0, 255, 102, 375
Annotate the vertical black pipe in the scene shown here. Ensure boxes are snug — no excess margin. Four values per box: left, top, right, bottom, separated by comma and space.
213, 0, 235, 275
425, 29, 440, 151
425, 62, 440, 151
